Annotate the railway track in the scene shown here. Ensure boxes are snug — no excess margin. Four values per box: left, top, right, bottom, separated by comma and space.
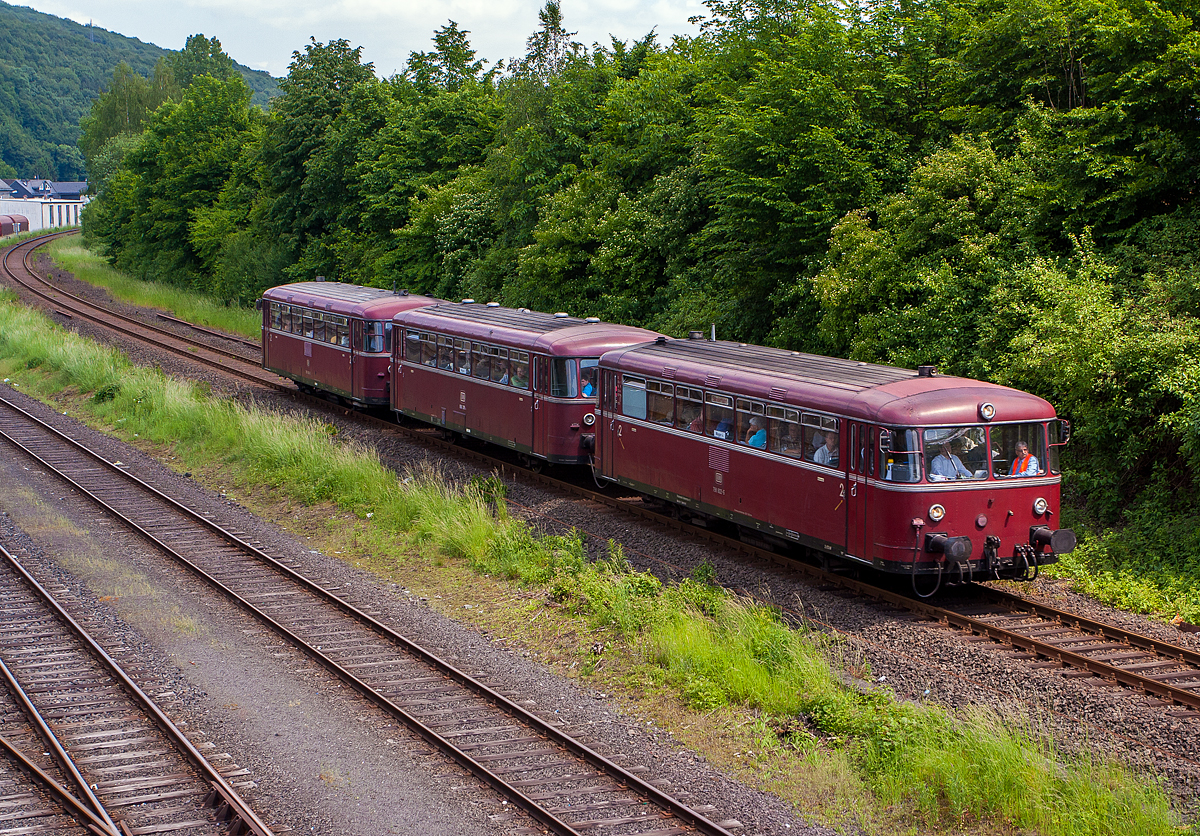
6, 233, 1198, 719
0, 537, 271, 836
0, 393, 741, 836
0, 233, 274, 387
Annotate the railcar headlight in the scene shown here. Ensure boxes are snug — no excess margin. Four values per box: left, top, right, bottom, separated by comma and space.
979, 402, 996, 421
928, 503, 946, 523
583, 412, 596, 426
1033, 497, 1048, 515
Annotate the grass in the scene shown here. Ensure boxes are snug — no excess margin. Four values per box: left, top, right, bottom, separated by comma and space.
0, 290, 1191, 835
44, 237, 260, 340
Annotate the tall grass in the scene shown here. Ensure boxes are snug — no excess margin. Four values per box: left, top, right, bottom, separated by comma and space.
46, 238, 260, 339
0, 294, 1187, 836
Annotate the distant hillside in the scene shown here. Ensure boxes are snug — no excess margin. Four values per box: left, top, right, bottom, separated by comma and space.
0, 1, 277, 180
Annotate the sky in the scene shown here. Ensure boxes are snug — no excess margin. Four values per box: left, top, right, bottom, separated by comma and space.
16, 0, 706, 77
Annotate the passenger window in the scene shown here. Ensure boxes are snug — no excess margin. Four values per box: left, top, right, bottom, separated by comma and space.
302, 314, 314, 339
510, 351, 529, 389
805, 414, 839, 467
270, 303, 282, 330
646, 381, 674, 424
736, 399, 768, 449
437, 335, 454, 370
491, 347, 509, 384
767, 406, 802, 457
705, 394, 735, 440
338, 322, 350, 348
455, 339, 470, 375
404, 330, 421, 363
472, 343, 491, 379
675, 387, 704, 432
621, 375, 647, 420
421, 333, 437, 367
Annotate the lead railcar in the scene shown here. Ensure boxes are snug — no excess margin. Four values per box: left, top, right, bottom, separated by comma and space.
393, 302, 662, 465
596, 336, 1075, 592
260, 282, 437, 406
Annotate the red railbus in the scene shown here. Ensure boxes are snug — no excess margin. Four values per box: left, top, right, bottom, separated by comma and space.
597, 336, 1074, 592
260, 282, 437, 406
393, 303, 662, 465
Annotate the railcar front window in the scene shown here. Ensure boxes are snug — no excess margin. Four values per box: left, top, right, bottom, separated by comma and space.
880, 428, 921, 482
923, 426, 988, 481
364, 321, 386, 353
580, 358, 599, 398
993, 423, 1047, 478
550, 359, 578, 398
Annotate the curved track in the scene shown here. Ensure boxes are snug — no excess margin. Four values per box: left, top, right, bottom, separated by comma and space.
0, 393, 740, 836
6, 233, 1199, 717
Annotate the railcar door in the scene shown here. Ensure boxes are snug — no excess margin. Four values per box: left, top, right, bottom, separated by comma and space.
846, 422, 870, 560
598, 369, 615, 478
532, 356, 548, 458
350, 320, 363, 401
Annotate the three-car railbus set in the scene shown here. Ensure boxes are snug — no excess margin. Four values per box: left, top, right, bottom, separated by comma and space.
260, 281, 1075, 593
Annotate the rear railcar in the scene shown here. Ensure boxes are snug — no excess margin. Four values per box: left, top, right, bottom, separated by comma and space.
259, 283, 436, 406
596, 336, 1074, 592
392, 303, 662, 464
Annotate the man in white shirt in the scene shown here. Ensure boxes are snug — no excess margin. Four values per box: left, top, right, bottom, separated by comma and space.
930, 441, 973, 480
814, 433, 838, 466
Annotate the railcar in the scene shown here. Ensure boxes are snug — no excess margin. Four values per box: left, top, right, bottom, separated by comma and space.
259, 282, 437, 406
393, 302, 662, 465
0, 215, 29, 236
596, 335, 1075, 594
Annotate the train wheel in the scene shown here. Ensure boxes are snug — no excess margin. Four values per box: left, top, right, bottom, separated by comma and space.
520, 454, 545, 474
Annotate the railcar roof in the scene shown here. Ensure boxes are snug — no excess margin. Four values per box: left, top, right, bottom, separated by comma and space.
396, 303, 663, 355
604, 339, 1056, 424
262, 282, 436, 318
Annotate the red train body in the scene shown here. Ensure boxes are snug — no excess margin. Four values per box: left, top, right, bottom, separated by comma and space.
257, 282, 1074, 590
392, 303, 661, 464
596, 337, 1074, 589
260, 283, 437, 406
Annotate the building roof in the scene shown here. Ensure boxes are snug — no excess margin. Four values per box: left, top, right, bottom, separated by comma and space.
3, 180, 88, 200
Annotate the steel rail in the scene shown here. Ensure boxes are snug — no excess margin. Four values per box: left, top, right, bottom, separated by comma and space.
0, 541, 276, 836
0, 731, 117, 836
0, 656, 119, 833
0, 394, 735, 836
0, 234, 273, 384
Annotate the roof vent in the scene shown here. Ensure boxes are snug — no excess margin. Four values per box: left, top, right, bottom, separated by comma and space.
917, 365, 936, 377
688, 330, 704, 340
655, 336, 667, 345
486, 301, 500, 307
315, 275, 325, 282
739, 343, 748, 347
519, 308, 531, 314
554, 312, 569, 318
585, 317, 600, 323
461, 298, 475, 304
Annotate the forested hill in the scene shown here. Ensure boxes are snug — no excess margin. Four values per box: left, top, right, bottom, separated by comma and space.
0, 0, 276, 179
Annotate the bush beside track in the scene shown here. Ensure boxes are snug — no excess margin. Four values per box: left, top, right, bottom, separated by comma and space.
0, 281, 1190, 835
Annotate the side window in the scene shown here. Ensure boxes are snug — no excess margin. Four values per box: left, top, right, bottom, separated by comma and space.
302, 313, 314, 339
510, 351, 529, 389
420, 332, 437, 367
806, 414, 840, 467
768, 406, 802, 458
404, 329, 421, 362
580, 358, 599, 398
551, 359, 579, 397
621, 375, 647, 420
472, 343, 491, 379
705, 394, 735, 440
282, 306, 293, 333
270, 303, 282, 330
880, 427, 921, 482
313, 316, 326, 344
437, 335, 455, 370
736, 399, 768, 449
675, 387, 703, 432
455, 339, 470, 374
646, 381, 674, 424
490, 347, 509, 384
337, 320, 349, 348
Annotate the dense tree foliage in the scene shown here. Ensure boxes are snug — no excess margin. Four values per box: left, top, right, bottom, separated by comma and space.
82, 0, 1200, 597
0, 1, 276, 179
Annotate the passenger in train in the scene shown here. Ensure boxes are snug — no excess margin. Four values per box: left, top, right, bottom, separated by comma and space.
1009, 441, 1040, 477
678, 402, 703, 433
510, 363, 528, 389
930, 440, 972, 480
745, 416, 767, 449
814, 433, 838, 466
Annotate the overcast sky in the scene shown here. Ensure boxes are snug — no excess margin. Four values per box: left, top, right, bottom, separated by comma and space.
17, 0, 705, 77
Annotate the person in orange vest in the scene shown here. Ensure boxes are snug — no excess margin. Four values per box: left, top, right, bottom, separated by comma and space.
1010, 440, 1040, 476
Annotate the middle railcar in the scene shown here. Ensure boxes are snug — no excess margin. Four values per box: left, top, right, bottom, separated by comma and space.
392, 302, 662, 464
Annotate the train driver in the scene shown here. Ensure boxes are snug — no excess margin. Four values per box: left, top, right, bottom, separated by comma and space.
581, 367, 597, 397
814, 433, 838, 466
1009, 441, 1040, 477
930, 440, 972, 480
